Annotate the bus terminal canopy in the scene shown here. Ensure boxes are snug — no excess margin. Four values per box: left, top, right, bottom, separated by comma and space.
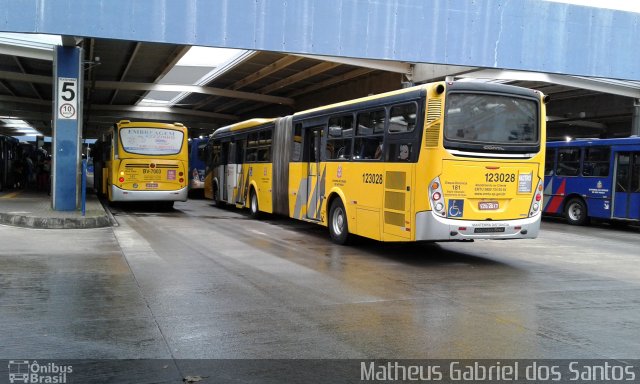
1, 0, 640, 81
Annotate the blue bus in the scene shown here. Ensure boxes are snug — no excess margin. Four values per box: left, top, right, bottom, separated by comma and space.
188, 137, 208, 191
544, 137, 640, 225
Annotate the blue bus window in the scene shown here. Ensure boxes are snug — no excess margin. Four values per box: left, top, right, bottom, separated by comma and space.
582, 147, 610, 177
556, 147, 580, 176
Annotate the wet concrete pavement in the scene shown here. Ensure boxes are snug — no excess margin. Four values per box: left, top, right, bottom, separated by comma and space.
1, 199, 639, 379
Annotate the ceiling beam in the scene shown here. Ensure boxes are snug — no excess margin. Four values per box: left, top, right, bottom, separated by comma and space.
0, 70, 50, 84
14, 56, 43, 100
193, 55, 303, 110
0, 94, 50, 106
0, 70, 294, 105
109, 41, 141, 104
233, 55, 304, 90
293, 54, 411, 74
133, 45, 191, 106
0, 95, 238, 122
0, 79, 17, 96
259, 61, 340, 94
215, 61, 340, 113
95, 81, 294, 105
286, 67, 373, 98
0, 41, 53, 61
411, 64, 478, 83
89, 105, 238, 121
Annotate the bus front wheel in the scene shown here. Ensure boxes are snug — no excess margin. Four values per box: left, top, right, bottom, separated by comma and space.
565, 198, 589, 226
329, 199, 350, 245
249, 189, 261, 219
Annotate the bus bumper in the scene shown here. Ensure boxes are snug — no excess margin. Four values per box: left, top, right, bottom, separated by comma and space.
415, 211, 541, 241
110, 185, 188, 202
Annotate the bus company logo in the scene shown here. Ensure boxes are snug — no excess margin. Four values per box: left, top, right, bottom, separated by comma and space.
8, 360, 73, 383
597, 180, 603, 189
337, 165, 342, 178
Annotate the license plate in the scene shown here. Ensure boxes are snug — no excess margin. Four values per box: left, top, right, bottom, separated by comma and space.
479, 201, 499, 210
146, 183, 158, 189
474, 227, 505, 233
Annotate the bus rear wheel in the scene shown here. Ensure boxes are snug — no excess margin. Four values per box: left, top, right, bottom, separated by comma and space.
329, 199, 350, 245
564, 198, 588, 226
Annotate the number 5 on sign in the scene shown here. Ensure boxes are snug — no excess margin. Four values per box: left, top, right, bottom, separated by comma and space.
57, 77, 78, 120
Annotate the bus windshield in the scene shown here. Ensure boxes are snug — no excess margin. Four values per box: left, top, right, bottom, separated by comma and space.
120, 127, 184, 155
444, 93, 538, 149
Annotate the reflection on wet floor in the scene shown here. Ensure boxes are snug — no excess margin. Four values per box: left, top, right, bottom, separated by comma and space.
1, 199, 639, 361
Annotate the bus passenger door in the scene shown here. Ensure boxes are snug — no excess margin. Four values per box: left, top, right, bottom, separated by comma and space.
235, 140, 247, 206
306, 127, 323, 220
224, 142, 236, 203
613, 152, 640, 220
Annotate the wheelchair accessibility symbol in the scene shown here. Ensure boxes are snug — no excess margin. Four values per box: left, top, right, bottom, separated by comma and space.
448, 199, 464, 218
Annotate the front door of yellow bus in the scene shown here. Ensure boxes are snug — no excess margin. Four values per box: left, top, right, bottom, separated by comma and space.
306, 127, 323, 220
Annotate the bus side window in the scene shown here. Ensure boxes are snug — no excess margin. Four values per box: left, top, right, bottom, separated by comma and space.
582, 147, 610, 177
292, 124, 303, 162
326, 115, 353, 160
246, 132, 258, 163
388, 143, 412, 162
544, 148, 556, 176
259, 129, 272, 162
354, 109, 385, 160
556, 147, 580, 176
389, 103, 417, 134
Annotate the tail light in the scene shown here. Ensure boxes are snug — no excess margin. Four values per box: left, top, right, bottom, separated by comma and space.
529, 180, 544, 217
179, 178, 184, 183
119, 177, 125, 183
429, 176, 446, 217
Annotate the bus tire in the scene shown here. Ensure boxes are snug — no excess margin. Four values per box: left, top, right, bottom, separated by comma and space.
249, 188, 261, 219
329, 198, 350, 245
564, 197, 589, 226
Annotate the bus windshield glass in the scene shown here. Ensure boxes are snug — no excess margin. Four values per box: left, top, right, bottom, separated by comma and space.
444, 93, 538, 148
120, 127, 184, 155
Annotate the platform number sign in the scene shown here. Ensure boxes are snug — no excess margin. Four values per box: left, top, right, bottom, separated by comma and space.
57, 77, 78, 120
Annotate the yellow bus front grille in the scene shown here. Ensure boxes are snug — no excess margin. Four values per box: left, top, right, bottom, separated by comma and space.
385, 171, 406, 190
385, 191, 406, 211
384, 211, 405, 227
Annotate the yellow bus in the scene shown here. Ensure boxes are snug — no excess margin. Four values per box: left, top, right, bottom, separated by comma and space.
94, 120, 189, 208
205, 81, 547, 244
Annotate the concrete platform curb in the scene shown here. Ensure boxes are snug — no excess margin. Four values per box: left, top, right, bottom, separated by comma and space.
0, 190, 113, 229
0, 211, 111, 229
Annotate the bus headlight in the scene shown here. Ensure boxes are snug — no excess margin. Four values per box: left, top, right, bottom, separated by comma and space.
429, 176, 446, 217
529, 180, 544, 217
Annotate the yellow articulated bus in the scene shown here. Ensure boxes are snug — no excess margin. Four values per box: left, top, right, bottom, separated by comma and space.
205, 81, 547, 244
93, 120, 189, 208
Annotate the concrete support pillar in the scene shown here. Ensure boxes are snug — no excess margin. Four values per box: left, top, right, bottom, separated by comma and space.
632, 99, 640, 136
52, 46, 83, 211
